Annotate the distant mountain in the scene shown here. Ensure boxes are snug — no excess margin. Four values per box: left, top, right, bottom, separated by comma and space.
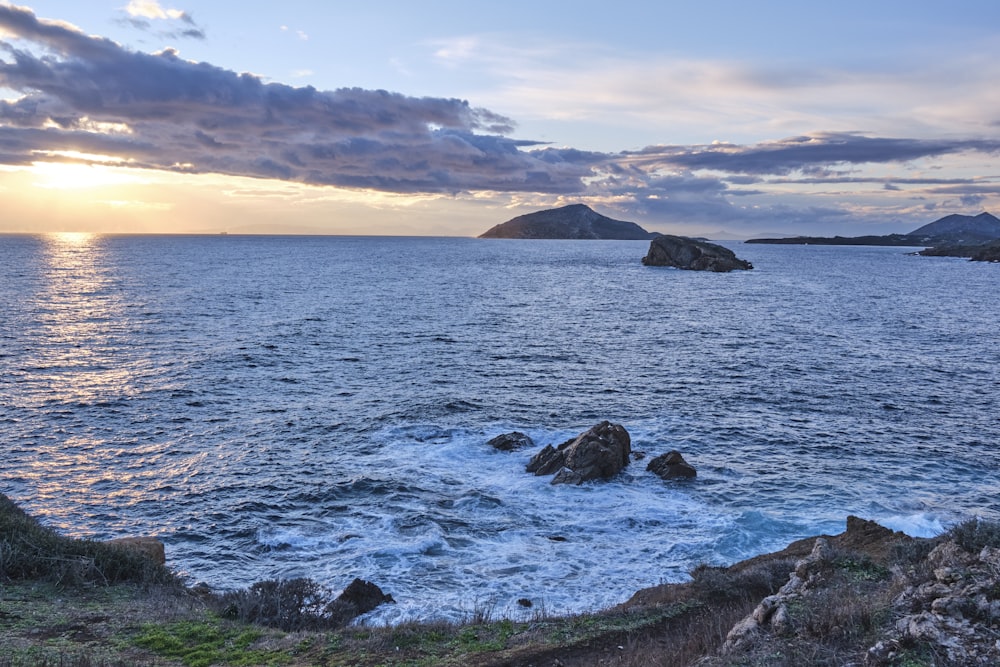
478, 204, 659, 240
747, 212, 1000, 246
907, 212, 1000, 243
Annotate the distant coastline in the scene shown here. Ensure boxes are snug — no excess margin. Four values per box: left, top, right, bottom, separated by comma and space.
747, 211, 1000, 247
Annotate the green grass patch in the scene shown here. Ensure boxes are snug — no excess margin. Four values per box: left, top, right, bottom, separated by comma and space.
134, 618, 291, 666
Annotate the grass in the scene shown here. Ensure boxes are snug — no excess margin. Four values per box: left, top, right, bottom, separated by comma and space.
133, 619, 290, 667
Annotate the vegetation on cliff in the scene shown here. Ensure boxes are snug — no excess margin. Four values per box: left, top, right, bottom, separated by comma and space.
2, 492, 999, 666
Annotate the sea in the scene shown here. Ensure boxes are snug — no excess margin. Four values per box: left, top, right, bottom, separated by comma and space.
1, 233, 998, 624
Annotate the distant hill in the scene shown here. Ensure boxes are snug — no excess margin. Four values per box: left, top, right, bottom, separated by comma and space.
747, 212, 1000, 246
478, 204, 658, 240
907, 212, 1000, 242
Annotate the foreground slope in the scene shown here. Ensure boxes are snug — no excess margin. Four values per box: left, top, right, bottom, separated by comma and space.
3, 492, 999, 666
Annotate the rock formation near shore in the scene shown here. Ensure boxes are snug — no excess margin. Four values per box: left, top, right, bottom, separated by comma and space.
918, 239, 1000, 262
526, 421, 631, 485
487, 431, 535, 451
478, 204, 659, 240
647, 450, 697, 479
642, 235, 753, 272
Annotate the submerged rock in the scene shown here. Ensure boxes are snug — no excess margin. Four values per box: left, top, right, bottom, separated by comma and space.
642, 235, 753, 272
526, 421, 631, 485
646, 450, 697, 480
487, 431, 534, 452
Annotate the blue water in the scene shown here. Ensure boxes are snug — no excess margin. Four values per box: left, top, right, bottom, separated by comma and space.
1, 233, 998, 623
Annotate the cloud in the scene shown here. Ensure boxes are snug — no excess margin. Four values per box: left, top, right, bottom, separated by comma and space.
618, 133, 1000, 177
122, 0, 204, 39
2, 5, 999, 235
0, 5, 590, 193
126, 0, 185, 21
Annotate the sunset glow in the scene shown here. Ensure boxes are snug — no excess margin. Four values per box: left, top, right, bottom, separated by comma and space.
2, 1, 999, 236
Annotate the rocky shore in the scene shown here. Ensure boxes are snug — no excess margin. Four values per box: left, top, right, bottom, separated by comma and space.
3, 492, 999, 666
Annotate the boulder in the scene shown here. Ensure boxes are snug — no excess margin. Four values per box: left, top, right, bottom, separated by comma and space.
646, 450, 697, 480
487, 431, 534, 452
334, 578, 395, 617
526, 421, 631, 485
642, 235, 753, 272
105, 536, 166, 565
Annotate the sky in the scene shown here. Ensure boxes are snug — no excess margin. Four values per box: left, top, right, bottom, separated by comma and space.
2, 1, 1000, 237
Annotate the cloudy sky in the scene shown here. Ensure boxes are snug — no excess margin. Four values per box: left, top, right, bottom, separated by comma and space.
2, 1, 999, 237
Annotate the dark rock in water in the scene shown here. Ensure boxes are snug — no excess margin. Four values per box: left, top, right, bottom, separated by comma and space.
479, 204, 659, 240
647, 450, 697, 480
642, 235, 753, 272
333, 578, 394, 619
487, 431, 534, 452
526, 421, 631, 485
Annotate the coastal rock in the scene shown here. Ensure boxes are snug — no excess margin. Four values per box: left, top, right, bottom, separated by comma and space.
919, 239, 1000, 262
487, 431, 534, 452
526, 421, 631, 485
642, 235, 753, 272
334, 578, 395, 617
722, 538, 835, 654
105, 536, 166, 565
646, 450, 697, 480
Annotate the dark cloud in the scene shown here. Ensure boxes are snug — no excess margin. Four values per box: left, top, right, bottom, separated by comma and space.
624, 133, 1000, 176
0, 5, 588, 193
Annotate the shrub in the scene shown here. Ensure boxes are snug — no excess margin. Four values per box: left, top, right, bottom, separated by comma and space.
946, 518, 1000, 553
214, 577, 359, 631
0, 493, 175, 586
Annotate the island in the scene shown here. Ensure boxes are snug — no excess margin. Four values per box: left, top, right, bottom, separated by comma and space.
478, 204, 659, 240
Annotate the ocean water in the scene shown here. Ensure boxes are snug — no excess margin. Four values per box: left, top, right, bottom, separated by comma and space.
1, 233, 998, 623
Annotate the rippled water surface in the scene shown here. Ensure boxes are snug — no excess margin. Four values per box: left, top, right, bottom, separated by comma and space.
1, 233, 998, 622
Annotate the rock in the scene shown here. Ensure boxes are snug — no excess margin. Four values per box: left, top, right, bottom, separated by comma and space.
525, 444, 565, 476
105, 536, 166, 565
641, 235, 753, 272
487, 431, 534, 452
334, 578, 394, 618
919, 239, 1000, 262
646, 450, 697, 480
526, 421, 631, 485
723, 538, 835, 655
